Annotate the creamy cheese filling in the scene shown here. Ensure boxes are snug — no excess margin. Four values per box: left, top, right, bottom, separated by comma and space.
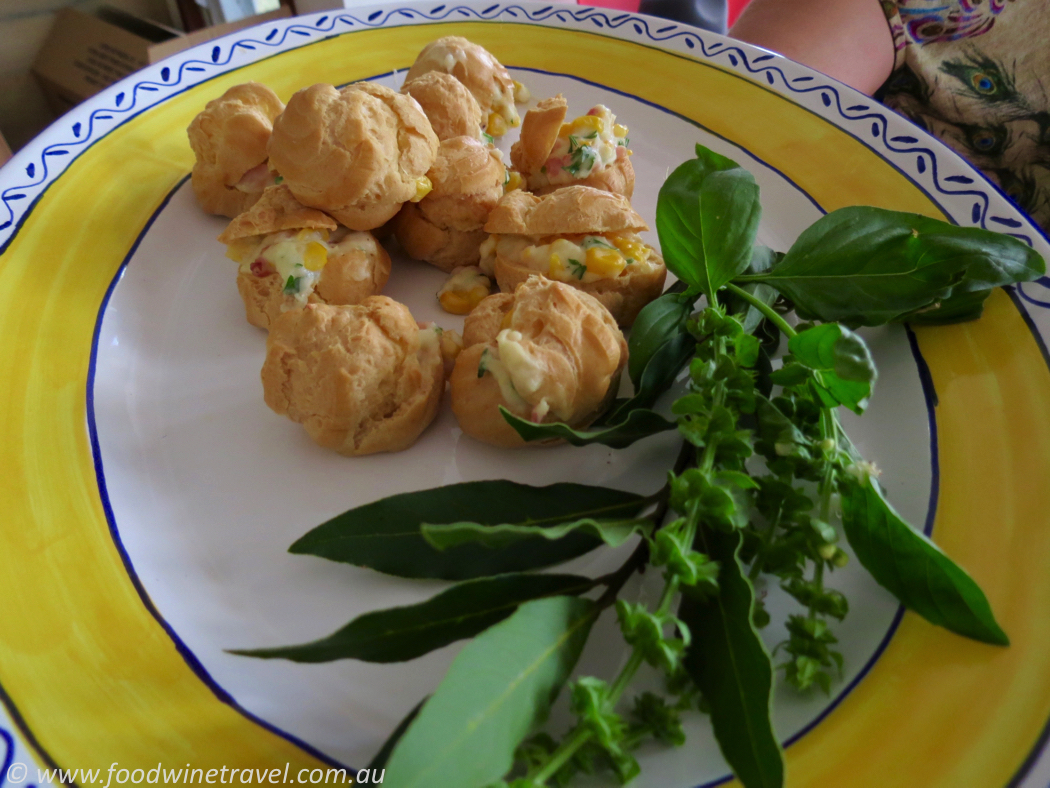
226, 228, 331, 309
487, 232, 655, 284
531, 105, 629, 188
477, 330, 571, 422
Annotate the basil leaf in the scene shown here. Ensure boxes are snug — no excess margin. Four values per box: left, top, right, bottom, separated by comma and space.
230, 573, 593, 664
840, 477, 1009, 645
754, 394, 812, 460
788, 323, 877, 414
384, 596, 596, 788
599, 332, 696, 427
656, 144, 762, 300
748, 245, 783, 274
422, 518, 653, 551
748, 207, 1045, 326
500, 406, 676, 449
292, 481, 646, 580
627, 291, 695, 386
897, 287, 991, 325
680, 529, 784, 788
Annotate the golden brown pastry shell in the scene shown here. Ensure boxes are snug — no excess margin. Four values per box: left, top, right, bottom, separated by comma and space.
393, 136, 504, 271
261, 298, 444, 455
402, 72, 484, 141
484, 185, 647, 236
393, 204, 488, 273
462, 291, 514, 346
450, 343, 537, 448
510, 95, 566, 175
266, 82, 438, 231
218, 184, 336, 243
187, 82, 284, 218
404, 36, 515, 118
510, 95, 634, 199
450, 277, 627, 448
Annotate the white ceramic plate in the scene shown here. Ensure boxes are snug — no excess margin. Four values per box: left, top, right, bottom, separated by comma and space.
3, 4, 1050, 787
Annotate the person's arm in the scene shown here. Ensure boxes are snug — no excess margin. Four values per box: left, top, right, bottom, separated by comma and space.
729, 0, 895, 96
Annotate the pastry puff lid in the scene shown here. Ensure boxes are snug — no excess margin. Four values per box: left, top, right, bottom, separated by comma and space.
217, 184, 337, 243
483, 185, 648, 236
509, 94, 567, 175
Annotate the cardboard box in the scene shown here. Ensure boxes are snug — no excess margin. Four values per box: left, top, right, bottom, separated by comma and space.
0, 131, 11, 168
32, 6, 291, 116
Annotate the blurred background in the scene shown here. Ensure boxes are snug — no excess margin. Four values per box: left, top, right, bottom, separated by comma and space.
0, 0, 750, 164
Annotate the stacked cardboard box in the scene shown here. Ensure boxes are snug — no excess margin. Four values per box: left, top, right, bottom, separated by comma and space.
32, 5, 291, 116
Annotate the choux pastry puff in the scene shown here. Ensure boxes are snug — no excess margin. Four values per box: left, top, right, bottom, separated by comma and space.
261, 298, 446, 455
450, 275, 628, 448
510, 95, 634, 198
393, 136, 505, 274
267, 82, 438, 230
219, 184, 390, 330
401, 71, 484, 142
480, 186, 666, 327
404, 36, 528, 138
187, 82, 284, 218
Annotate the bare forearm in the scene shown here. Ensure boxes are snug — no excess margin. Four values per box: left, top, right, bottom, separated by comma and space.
730, 0, 895, 96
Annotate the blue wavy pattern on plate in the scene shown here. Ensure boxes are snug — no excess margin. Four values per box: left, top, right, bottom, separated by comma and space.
1, 725, 12, 788
1, 2, 1047, 781
1017, 276, 1050, 310
0, 2, 1045, 255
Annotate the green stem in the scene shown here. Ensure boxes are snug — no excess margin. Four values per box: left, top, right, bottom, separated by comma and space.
724, 282, 797, 338
528, 579, 669, 785
529, 470, 701, 784
528, 726, 592, 784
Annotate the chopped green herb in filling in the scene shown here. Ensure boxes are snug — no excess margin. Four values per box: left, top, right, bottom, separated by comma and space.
565, 144, 598, 177
568, 259, 587, 280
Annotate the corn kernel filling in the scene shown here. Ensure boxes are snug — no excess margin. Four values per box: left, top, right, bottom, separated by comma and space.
532, 104, 630, 189
411, 175, 434, 202
513, 232, 652, 285
437, 266, 492, 315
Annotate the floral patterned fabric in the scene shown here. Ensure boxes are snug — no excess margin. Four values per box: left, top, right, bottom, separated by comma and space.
879, 0, 1050, 231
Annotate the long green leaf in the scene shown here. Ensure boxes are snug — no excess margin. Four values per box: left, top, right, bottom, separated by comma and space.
422, 518, 653, 551
231, 574, 594, 663
680, 529, 784, 788
656, 144, 762, 300
369, 697, 427, 770
743, 206, 1044, 326
501, 406, 676, 448
384, 596, 597, 788
292, 481, 646, 580
788, 323, 877, 414
840, 477, 1009, 645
